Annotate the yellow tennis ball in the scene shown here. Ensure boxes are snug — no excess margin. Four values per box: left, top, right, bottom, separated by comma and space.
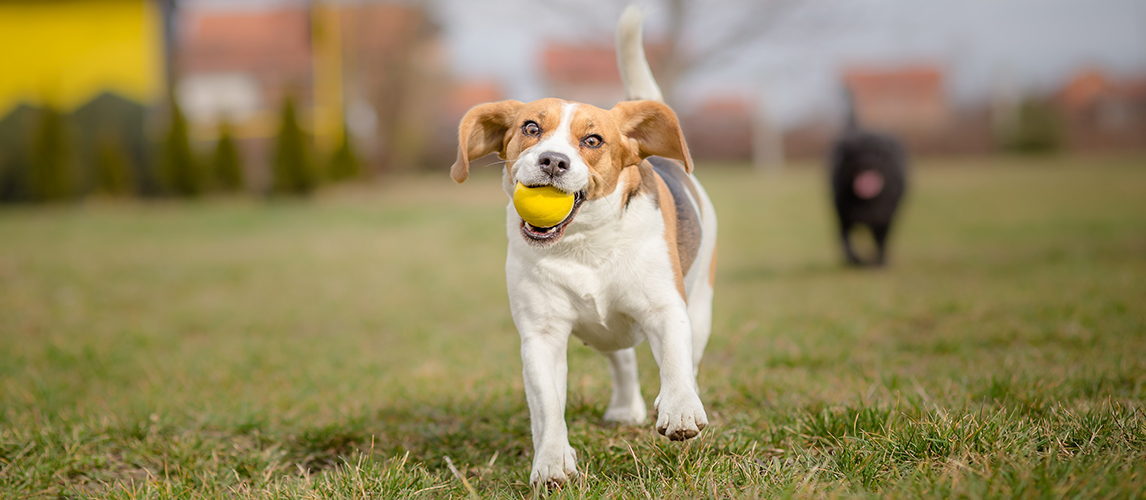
513, 183, 575, 227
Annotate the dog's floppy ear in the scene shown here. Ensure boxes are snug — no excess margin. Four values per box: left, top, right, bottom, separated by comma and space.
452, 100, 524, 183
611, 100, 693, 173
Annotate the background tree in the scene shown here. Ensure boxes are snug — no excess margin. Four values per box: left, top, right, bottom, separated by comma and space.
1005, 98, 1064, 154
0, 105, 40, 203
0, 151, 23, 203
93, 132, 135, 196
28, 105, 74, 202
161, 98, 203, 197
212, 122, 244, 192
326, 126, 361, 182
70, 93, 155, 197
271, 95, 317, 196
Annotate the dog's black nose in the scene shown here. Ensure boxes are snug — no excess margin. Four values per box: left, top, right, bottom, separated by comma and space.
538, 152, 570, 177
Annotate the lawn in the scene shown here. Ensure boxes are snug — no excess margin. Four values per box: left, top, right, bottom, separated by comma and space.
1, 154, 1144, 498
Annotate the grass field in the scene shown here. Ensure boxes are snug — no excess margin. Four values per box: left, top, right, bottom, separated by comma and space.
1, 154, 1145, 498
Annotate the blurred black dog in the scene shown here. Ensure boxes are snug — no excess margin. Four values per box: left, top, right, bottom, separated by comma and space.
829, 98, 907, 266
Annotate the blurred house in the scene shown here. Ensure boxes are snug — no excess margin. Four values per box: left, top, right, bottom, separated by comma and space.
1055, 69, 1146, 152
843, 65, 951, 136
542, 44, 626, 108
177, 7, 312, 131
447, 81, 505, 118
680, 97, 754, 161
0, 0, 167, 199
0, 0, 165, 117
176, 1, 451, 174
830, 64, 993, 157
0, 0, 482, 194
783, 65, 953, 161
778, 64, 964, 161
337, 3, 453, 170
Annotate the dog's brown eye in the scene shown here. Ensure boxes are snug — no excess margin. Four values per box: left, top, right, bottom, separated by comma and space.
522, 121, 541, 137
581, 135, 603, 149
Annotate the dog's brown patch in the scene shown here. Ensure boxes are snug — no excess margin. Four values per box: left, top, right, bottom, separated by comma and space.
621, 160, 658, 208
651, 157, 702, 280
708, 244, 717, 287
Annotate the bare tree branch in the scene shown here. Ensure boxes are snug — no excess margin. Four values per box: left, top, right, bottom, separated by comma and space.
677, 0, 803, 72
658, 0, 809, 104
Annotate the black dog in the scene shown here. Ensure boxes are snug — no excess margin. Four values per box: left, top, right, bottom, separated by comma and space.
829, 102, 907, 266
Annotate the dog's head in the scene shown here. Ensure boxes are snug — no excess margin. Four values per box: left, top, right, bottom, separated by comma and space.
451, 98, 692, 246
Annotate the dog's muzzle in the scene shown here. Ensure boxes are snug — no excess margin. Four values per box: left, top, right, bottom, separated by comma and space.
520, 190, 585, 246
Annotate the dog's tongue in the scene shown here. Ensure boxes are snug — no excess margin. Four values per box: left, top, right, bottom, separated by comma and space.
853, 170, 884, 200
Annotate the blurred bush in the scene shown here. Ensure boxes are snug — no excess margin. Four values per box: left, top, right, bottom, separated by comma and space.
211, 122, 244, 192
0, 95, 372, 203
327, 126, 361, 182
29, 105, 76, 202
0, 106, 37, 202
92, 131, 135, 197
161, 98, 204, 197
72, 93, 155, 196
271, 95, 317, 196
1004, 98, 1064, 154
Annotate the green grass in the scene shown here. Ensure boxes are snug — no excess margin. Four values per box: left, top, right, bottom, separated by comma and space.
1, 154, 1144, 498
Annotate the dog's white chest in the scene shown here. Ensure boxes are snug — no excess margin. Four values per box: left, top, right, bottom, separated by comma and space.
568, 285, 643, 352
532, 254, 645, 352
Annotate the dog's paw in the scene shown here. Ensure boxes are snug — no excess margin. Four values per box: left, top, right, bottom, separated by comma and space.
654, 392, 708, 441
604, 398, 647, 425
530, 444, 578, 488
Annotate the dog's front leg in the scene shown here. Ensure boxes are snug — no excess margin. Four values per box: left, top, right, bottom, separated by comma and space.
642, 307, 708, 441
520, 331, 578, 487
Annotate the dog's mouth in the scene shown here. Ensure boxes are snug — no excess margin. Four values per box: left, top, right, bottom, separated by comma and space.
520, 190, 585, 246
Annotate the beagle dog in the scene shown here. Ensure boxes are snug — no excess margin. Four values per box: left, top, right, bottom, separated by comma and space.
450, 7, 717, 487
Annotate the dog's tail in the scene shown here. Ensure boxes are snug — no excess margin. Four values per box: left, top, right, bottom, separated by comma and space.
616, 5, 664, 103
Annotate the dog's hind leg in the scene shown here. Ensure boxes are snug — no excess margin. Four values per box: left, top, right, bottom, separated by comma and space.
602, 347, 647, 424
686, 278, 714, 391
871, 222, 891, 266
839, 221, 863, 266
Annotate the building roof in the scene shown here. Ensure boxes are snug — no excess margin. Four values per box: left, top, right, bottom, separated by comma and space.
842, 64, 949, 133
448, 81, 504, 116
179, 8, 312, 78
843, 65, 945, 102
542, 44, 622, 85
1057, 68, 1146, 111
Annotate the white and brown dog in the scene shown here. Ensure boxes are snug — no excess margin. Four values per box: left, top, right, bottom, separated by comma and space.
450, 7, 717, 487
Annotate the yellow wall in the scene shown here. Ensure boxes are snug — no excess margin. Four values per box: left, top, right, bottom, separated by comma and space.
0, 0, 164, 117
